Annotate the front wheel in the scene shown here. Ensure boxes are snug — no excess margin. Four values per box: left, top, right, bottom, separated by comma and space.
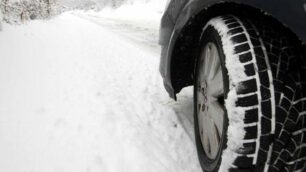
194, 16, 306, 172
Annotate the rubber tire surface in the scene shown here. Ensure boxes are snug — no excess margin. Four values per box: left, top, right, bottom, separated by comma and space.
194, 15, 306, 172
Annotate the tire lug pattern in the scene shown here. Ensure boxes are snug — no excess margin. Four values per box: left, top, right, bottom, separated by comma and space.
197, 15, 306, 171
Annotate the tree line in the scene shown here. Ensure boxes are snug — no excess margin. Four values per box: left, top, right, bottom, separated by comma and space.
0, 0, 135, 23
0, 0, 56, 23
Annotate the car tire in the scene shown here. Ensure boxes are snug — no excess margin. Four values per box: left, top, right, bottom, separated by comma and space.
194, 15, 306, 172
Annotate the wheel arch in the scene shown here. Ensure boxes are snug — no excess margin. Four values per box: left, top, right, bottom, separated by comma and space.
168, 1, 306, 97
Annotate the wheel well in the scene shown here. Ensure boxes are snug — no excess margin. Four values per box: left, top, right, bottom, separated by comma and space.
170, 2, 305, 95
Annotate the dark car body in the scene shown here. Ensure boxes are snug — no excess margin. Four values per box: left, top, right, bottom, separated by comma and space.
159, 0, 306, 99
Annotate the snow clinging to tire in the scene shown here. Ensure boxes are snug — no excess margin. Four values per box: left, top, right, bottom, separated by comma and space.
199, 15, 280, 172
203, 17, 247, 172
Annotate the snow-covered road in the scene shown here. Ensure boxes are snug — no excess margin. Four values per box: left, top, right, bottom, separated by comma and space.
0, 12, 201, 172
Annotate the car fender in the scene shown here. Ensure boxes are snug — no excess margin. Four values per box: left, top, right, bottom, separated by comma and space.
159, 0, 306, 98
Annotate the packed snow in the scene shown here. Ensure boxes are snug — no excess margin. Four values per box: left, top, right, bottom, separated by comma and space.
0, 4, 202, 172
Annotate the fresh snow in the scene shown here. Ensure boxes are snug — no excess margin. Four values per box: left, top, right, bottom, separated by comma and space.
0, 9, 201, 172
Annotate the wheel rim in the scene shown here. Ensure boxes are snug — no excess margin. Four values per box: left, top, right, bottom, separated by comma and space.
197, 42, 225, 160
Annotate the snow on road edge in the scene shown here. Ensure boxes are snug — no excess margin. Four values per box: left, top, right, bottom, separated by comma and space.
0, 12, 201, 172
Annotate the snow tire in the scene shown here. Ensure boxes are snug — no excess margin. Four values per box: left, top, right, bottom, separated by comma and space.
194, 15, 306, 172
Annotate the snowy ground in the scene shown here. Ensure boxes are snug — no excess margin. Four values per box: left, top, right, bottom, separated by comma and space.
0, 9, 202, 172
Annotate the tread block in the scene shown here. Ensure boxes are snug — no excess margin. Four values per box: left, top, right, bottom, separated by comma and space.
279, 150, 291, 161
260, 135, 273, 150
236, 146, 256, 155
296, 161, 306, 171
302, 133, 306, 143
237, 94, 258, 107
254, 47, 265, 57
260, 85, 271, 101
276, 106, 287, 123
261, 117, 271, 134
274, 159, 286, 170
287, 165, 295, 172
228, 22, 241, 28
237, 79, 257, 94
284, 119, 295, 132
275, 123, 283, 137
246, 29, 257, 38
292, 134, 302, 145
274, 139, 285, 150
288, 108, 299, 123
244, 108, 259, 124
295, 118, 304, 131
228, 27, 244, 36
280, 97, 291, 111
244, 63, 256, 76
257, 149, 268, 163
279, 130, 290, 144
271, 152, 280, 163
259, 71, 270, 87
243, 142, 256, 154
255, 164, 265, 172
233, 156, 254, 168
229, 167, 255, 172
294, 101, 303, 112
274, 79, 284, 92
261, 100, 272, 118
275, 92, 281, 104
225, 19, 238, 24
256, 56, 268, 72
244, 125, 258, 139
269, 54, 278, 64
283, 167, 290, 172
251, 38, 261, 47
300, 147, 306, 157
235, 43, 251, 53
268, 166, 279, 172
239, 52, 252, 63
232, 34, 248, 43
